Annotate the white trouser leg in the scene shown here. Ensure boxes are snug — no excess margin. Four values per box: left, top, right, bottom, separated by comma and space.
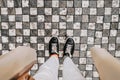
33, 56, 59, 80
63, 57, 85, 80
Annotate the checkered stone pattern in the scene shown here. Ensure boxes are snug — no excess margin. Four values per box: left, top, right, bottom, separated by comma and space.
0, 0, 120, 80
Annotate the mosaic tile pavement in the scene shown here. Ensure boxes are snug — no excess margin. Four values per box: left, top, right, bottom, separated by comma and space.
0, 0, 120, 80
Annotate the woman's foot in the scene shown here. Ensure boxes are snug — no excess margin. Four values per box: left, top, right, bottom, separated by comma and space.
63, 38, 75, 57
49, 37, 59, 57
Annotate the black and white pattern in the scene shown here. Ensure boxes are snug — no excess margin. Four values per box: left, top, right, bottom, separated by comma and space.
0, 0, 120, 80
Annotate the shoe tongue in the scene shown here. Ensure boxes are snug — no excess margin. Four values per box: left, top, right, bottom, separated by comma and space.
65, 44, 72, 55
51, 43, 57, 53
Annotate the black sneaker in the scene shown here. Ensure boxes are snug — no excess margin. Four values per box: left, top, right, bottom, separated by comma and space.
49, 37, 59, 55
63, 38, 75, 57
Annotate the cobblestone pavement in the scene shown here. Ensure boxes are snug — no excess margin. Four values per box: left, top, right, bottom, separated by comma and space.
0, 0, 120, 80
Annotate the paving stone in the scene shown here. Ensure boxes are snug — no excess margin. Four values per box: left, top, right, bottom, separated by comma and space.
97, 8, 104, 15
14, 0, 22, 7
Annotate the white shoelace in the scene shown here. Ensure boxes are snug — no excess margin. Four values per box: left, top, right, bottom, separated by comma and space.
51, 43, 57, 53
65, 44, 72, 57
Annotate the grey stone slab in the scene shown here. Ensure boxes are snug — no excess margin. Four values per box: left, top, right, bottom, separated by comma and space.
14, 0, 22, 7
67, 22, 74, 29
85, 70, 93, 77
87, 44, 94, 50
51, 23, 59, 29
45, 29, 52, 36
89, 1, 97, 8
45, 15, 52, 22
30, 0, 37, 7
1, 29, 8, 36
0, 16, 1, 22
87, 30, 95, 37
80, 37, 87, 44
59, 1, 67, 8
97, 8, 104, 16
59, 43, 64, 51
44, 43, 49, 50
104, 0, 112, 7
59, 16, 66, 22
0, 0, 1, 7
109, 51, 115, 57
37, 22, 44, 29
58, 70, 62, 77
16, 29, 23, 36
79, 51, 87, 58
45, 57, 49, 61
86, 58, 93, 64
67, 8, 75, 15
30, 43, 38, 50
73, 30, 80, 36
22, 22, 30, 29
82, 15, 89, 22
8, 22, 15, 29
37, 8, 44, 15
116, 44, 120, 50
93, 65, 97, 71
1, 0, 7, 7
117, 30, 120, 37
75, 43, 80, 50
15, 15, 22, 22
0, 37, 2, 43
89, 15, 97, 23
111, 22, 118, 30
16, 43, 23, 47
0, 23, 1, 29
59, 57, 63, 64
0, 8, 1, 15
45, 1, 52, 8
0, 50, 2, 56
30, 15, 37, 22
37, 51, 45, 57
81, 23, 88, 29
9, 36, 16, 43
1, 15, 8, 22
53, 8, 59, 15
72, 57, 79, 64
93, 78, 100, 80
102, 30, 110, 37
74, 0, 82, 8
118, 14, 120, 22
104, 15, 112, 23
94, 38, 102, 44
8, 8, 15, 15
101, 44, 108, 50
112, 8, 119, 15
2, 43, 9, 50
73, 51, 80, 57
74, 16, 82, 22
82, 8, 90, 15
22, 7, 30, 15
78, 64, 86, 71
30, 30, 38, 36
59, 29, 66, 37
96, 23, 103, 30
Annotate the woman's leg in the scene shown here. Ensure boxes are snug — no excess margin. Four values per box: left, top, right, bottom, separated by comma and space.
91, 47, 120, 80
34, 37, 59, 80
33, 55, 59, 80
63, 38, 85, 80
63, 57, 85, 80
